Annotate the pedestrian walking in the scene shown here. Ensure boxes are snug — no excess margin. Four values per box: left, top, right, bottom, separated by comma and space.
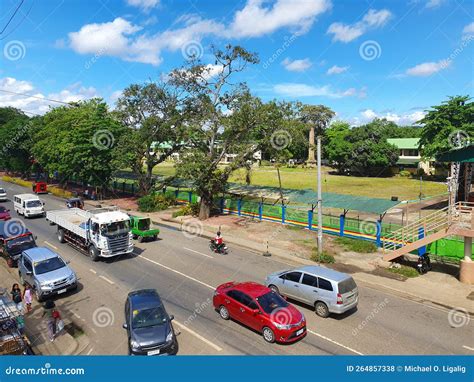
42, 300, 59, 342
23, 285, 32, 313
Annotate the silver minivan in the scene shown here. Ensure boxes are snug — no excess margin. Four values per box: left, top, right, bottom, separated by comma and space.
18, 247, 77, 302
265, 265, 358, 318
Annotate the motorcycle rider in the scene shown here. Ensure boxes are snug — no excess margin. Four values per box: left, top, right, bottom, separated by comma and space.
214, 231, 224, 252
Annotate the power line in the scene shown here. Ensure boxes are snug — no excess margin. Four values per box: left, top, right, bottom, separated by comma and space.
0, 0, 24, 35
0, 0, 34, 40
0, 88, 75, 106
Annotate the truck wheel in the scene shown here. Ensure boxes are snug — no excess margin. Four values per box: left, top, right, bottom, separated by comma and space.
57, 229, 66, 243
153, 235, 157, 241
138, 236, 144, 243
89, 246, 100, 262
132, 234, 138, 240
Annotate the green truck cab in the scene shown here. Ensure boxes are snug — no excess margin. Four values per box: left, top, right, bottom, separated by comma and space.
129, 215, 160, 242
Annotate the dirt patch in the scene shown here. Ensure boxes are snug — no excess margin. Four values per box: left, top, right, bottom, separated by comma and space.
327, 263, 364, 274
467, 292, 474, 301
64, 321, 84, 338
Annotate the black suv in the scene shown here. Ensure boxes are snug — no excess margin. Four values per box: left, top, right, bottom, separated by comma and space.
0, 222, 36, 267
123, 289, 178, 355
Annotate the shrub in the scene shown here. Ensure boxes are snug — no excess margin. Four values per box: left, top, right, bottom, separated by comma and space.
172, 202, 200, 218
310, 249, 335, 264
335, 237, 378, 253
138, 193, 176, 212
398, 170, 411, 178
49, 186, 73, 199
2, 176, 32, 188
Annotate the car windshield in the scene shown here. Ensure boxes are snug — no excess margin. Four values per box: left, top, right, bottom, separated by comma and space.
137, 219, 150, 231
338, 277, 357, 294
6, 236, 35, 252
0, 206, 7, 212
256, 291, 289, 314
132, 307, 167, 329
101, 220, 130, 237
26, 200, 42, 208
34, 256, 66, 275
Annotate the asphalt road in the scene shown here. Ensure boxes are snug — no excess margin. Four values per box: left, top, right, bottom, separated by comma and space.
1, 180, 472, 356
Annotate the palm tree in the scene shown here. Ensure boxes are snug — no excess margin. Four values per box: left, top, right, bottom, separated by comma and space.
300, 105, 335, 165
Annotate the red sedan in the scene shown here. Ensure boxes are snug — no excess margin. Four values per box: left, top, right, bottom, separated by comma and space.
0, 206, 11, 221
213, 281, 306, 343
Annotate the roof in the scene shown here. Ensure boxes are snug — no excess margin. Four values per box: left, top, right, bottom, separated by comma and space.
234, 282, 270, 298
23, 247, 58, 261
226, 184, 400, 215
387, 138, 420, 149
14, 194, 39, 200
295, 265, 351, 282
396, 158, 420, 165
128, 289, 162, 310
436, 145, 474, 163
0, 222, 30, 239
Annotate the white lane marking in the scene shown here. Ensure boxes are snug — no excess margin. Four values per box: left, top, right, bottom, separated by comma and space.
307, 329, 364, 355
462, 345, 474, 351
73, 312, 81, 319
183, 247, 214, 259
99, 275, 115, 285
139, 255, 215, 290
173, 320, 222, 352
89, 269, 97, 275
44, 241, 58, 250
86, 348, 94, 355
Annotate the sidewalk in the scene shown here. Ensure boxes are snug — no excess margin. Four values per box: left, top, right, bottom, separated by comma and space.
94, 197, 474, 315
0, 262, 86, 355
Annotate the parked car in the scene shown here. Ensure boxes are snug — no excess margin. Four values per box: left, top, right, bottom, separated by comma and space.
65, 197, 84, 209
213, 281, 306, 343
123, 289, 178, 356
0, 188, 7, 202
18, 247, 77, 302
13, 194, 45, 218
265, 265, 358, 318
129, 216, 159, 242
0, 222, 36, 267
0, 206, 11, 221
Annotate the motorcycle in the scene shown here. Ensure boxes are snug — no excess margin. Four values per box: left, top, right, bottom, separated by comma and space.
417, 253, 432, 274
209, 239, 228, 255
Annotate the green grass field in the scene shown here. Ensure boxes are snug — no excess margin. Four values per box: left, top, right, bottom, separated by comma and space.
149, 163, 446, 200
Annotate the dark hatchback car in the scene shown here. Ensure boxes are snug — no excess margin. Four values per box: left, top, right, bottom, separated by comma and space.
0, 206, 11, 221
123, 289, 178, 356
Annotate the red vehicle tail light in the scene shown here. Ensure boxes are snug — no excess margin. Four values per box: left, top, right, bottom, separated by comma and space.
337, 293, 343, 305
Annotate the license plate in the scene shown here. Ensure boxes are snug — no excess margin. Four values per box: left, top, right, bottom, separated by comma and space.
57, 288, 67, 294
148, 349, 160, 356
296, 328, 304, 336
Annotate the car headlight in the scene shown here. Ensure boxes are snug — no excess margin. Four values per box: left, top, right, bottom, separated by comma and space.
274, 323, 291, 330
130, 339, 140, 350
67, 273, 76, 282
166, 331, 174, 343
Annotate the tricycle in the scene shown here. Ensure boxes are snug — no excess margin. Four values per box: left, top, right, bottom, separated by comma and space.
129, 216, 159, 242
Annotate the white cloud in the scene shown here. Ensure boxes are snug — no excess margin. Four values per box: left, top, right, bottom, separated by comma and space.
281, 57, 312, 72
463, 22, 474, 36
126, 0, 160, 12
327, 65, 349, 75
273, 82, 363, 98
425, 0, 446, 9
405, 59, 450, 76
67, 16, 222, 66
227, 0, 332, 38
327, 9, 392, 43
0, 77, 99, 115
357, 108, 426, 125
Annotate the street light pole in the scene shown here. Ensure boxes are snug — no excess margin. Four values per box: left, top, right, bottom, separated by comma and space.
317, 135, 323, 257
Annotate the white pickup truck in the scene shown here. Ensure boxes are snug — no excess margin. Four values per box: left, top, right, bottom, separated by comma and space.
46, 207, 134, 261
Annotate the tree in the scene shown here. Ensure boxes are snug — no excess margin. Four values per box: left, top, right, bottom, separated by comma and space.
418, 96, 474, 158
300, 104, 335, 165
32, 99, 124, 188
169, 45, 268, 219
0, 107, 33, 176
325, 121, 352, 174
114, 83, 190, 194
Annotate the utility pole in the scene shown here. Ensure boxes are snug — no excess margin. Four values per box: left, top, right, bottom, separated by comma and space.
317, 135, 323, 257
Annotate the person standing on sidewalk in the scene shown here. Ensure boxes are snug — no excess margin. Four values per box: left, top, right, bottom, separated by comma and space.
42, 300, 58, 342
10, 283, 23, 312
23, 285, 32, 313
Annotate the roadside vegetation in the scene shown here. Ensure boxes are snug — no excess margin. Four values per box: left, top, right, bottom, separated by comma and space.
387, 265, 420, 278
137, 193, 177, 212
310, 249, 336, 264
335, 237, 378, 253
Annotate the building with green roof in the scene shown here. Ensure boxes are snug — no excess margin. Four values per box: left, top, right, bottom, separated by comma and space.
387, 138, 434, 174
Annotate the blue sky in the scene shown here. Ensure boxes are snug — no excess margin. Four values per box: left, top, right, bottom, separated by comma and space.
1, 0, 473, 125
